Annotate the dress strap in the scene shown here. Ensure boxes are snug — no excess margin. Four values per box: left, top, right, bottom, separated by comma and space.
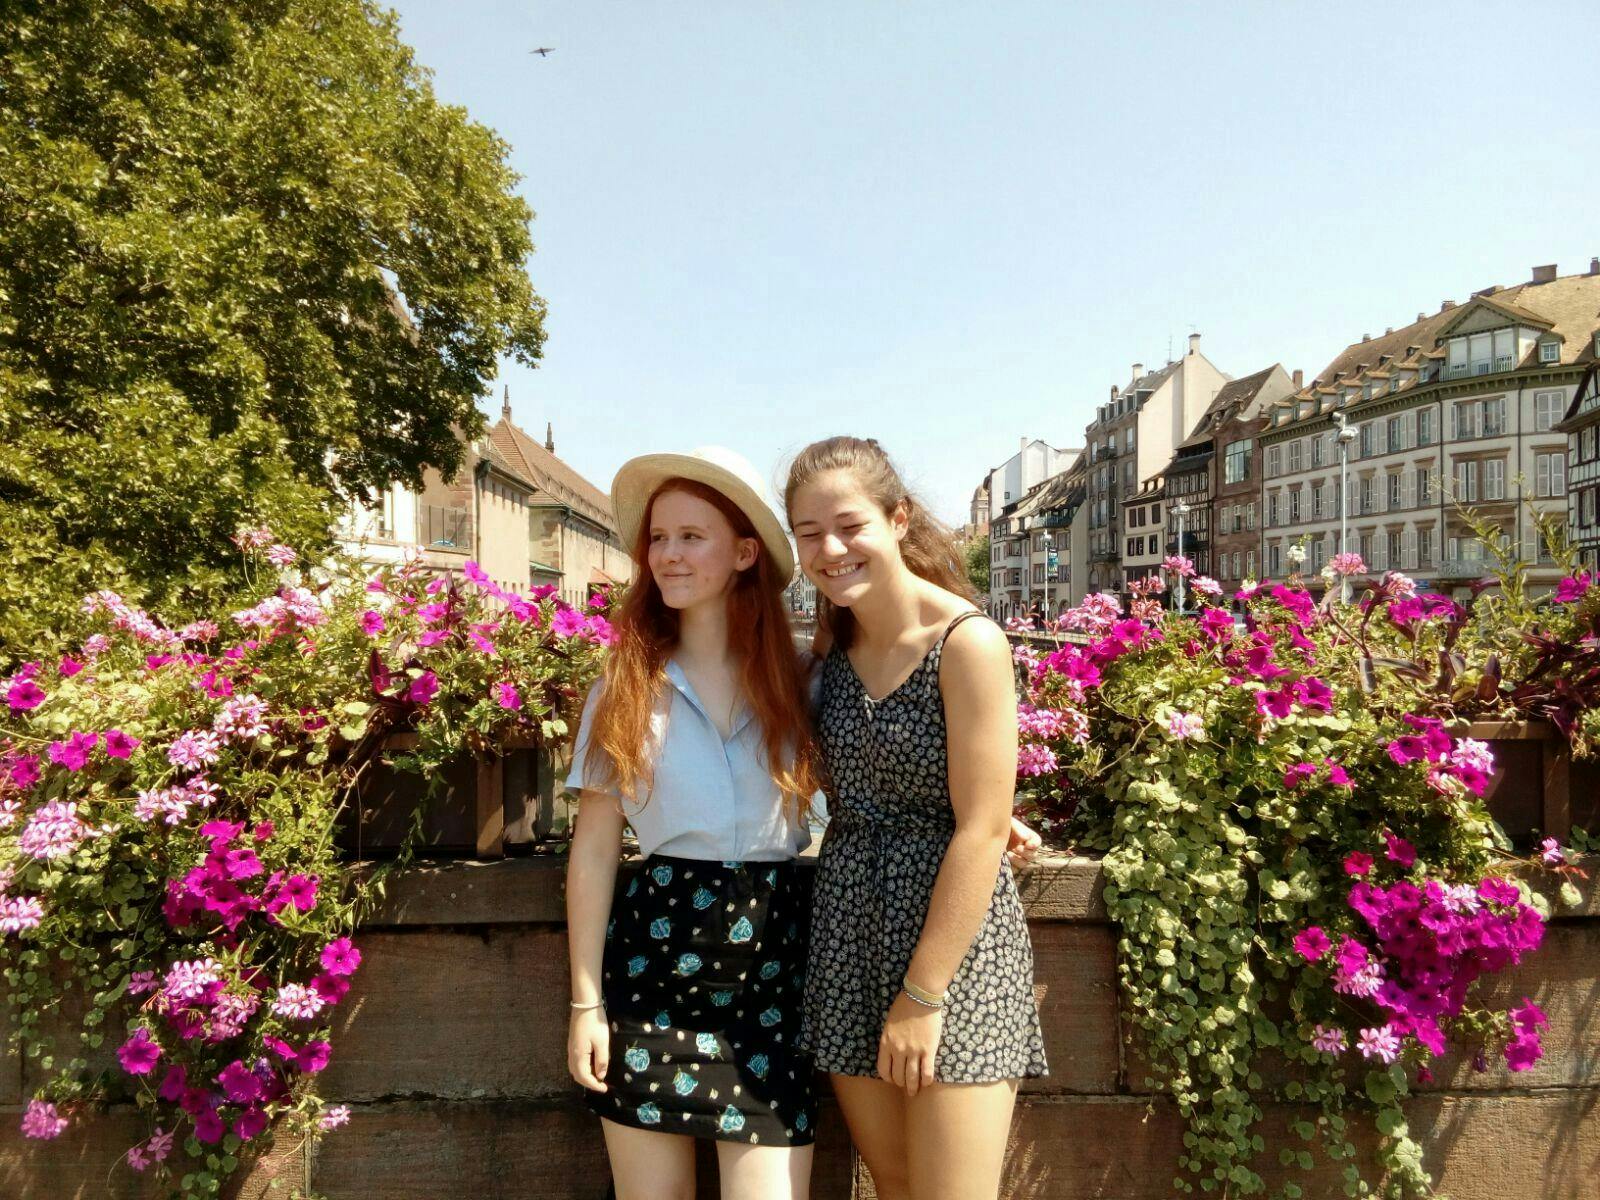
936, 610, 985, 648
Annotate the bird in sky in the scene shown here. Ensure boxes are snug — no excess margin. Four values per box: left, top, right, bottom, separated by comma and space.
530, 47, 554, 57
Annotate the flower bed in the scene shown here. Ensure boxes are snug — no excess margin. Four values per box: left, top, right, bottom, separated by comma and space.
1011, 554, 1599, 1196
0, 535, 607, 1197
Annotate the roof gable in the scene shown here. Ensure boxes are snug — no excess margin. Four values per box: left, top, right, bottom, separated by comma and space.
1436, 295, 1552, 339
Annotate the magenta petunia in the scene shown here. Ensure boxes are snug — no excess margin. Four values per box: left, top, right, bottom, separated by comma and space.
360, 610, 386, 636
117, 1029, 162, 1076
6, 678, 47, 711
297, 1040, 333, 1073
406, 671, 439, 705
1292, 927, 1331, 961
233, 1107, 270, 1141
103, 729, 141, 759
1343, 851, 1373, 877
1383, 831, 1417, 868
193, 1109, 226, 1144
319, 936, 362, 977
58, 656, 85, 677
495, 681, 522, 711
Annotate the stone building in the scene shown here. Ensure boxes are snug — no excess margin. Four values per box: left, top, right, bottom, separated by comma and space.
1258, 265, 1600, 595
489, 397, 631, 608
986, 438, 1077, 616
1120, 476, 1166, 586
1082, 335, 1230, 596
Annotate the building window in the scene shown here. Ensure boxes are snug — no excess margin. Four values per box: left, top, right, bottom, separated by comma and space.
1359, 477, 1374, 515
1482, 397, 1506, 436
1535, 390, 1564, 431
1455, 459, 1479, 503
1288, 488, 1302, 522
1266, 445, 1281, 477
1246, 551, 1255, 579
1453, 401, 1478, 439
1584, 427, 1599, 462
1287, 440, 1303, 472
1536, 452, 1565, 498
1311, 435, 1325, 467
1359, 423, 1373, 458
1224, 439, 1251, 484
1416, 466, 1432, 506
1485, 458, 1505, 501
1387, 415, 1403, 452
1417, 408, 1435, 445
1388, 530, 1403, 568
1540, 340, 1560, 364
1270, 545, 1281, 575
1583, 488, 1597, 526
1388, 472, 1403, 509
1246, 502, 1256, 530
1417, 527, 1433, 566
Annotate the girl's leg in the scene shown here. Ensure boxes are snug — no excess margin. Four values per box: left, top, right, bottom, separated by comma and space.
830, 1075, 911, 1200
715, 1141, 814, 1200
601, 1118, 697, 1200
905, 1079, 1019, 1200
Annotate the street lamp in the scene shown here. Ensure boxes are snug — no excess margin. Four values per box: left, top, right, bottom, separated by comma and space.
1172, 499, 1190, 614
1042, 532, 1054, 626
1334, 411, 1359, 603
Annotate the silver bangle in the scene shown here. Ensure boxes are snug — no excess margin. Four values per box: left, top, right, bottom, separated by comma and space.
900, 986, 945, 1010
570, 999, 605, 1012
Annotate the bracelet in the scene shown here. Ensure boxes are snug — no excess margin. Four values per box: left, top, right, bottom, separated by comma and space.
901, 978, 947, 1009
570, 999, 605, 1012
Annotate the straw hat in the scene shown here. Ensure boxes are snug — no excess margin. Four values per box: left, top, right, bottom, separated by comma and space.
610, 447, 795, 584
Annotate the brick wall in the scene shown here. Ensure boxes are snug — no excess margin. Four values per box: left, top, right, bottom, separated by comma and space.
5, 857, 1597, 1198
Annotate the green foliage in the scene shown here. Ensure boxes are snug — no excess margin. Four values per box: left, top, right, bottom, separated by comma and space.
0, 0, 547, 658
963, 533, 991, 595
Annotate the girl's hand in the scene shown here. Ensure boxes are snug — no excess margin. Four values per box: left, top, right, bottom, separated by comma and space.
1006, 817, 1041, 870
876, 992, 944, 1098
568, 1007, 610, 1092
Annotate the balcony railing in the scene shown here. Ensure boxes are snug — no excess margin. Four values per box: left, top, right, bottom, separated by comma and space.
1435, 559, 1492, 580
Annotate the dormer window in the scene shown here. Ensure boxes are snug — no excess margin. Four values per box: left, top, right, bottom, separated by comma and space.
1540, 340, 1560, 364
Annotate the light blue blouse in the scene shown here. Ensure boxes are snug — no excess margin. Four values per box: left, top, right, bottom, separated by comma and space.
564, 661, 811, 861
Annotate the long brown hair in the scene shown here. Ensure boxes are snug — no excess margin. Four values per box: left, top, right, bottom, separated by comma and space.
582, 478, 820, 809
783, 436, 975, 651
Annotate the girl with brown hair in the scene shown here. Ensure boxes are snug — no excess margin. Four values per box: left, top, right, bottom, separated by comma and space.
565, 447, 821, 1200
785, 436, 1047, 1200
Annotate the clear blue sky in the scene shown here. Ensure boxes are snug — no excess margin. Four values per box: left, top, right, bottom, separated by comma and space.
386, 0, 1600, 524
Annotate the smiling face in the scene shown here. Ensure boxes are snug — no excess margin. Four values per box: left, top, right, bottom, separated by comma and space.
646, 488, 758, 612
788, 468, 908, 608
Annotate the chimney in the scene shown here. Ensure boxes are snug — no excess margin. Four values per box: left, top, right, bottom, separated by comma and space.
1417, 313, 1426, 322
1132, 363, 1144, 381
1187, 332, 1201, 355
1531, 264, 1557, 284
1360, 333, 1370, 343
1291, 368, 1304, 389
501, 384, 512, 421
1590, 257, 1599, 276
1110, 385, 1119, 400
1385, 327, 1393, 335
1441, 300, 1456, 310
1020, 437, 1029, 453
545, 422, 555, 453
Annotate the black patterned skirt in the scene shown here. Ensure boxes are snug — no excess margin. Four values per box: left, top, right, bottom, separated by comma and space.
587, 855, 817, 1146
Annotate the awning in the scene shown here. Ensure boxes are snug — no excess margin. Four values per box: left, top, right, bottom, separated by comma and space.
588, 566, 624, 587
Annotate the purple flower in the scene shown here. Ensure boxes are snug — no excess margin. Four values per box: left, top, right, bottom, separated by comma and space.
217, 1060, 265, 1105
103, 729, 140, 759
1477, 877, 1520, 907
1383, 831, 1417, 868
20, 1099, 68, 1140
1255, 687, 1294, 721
407, 670, 439, 705
360, 610, 387, 636
1540, 838, 1566, 866
1199, 607, 1234, 641
1357, 1025, 1401, 1063
1554, 571, 1594, 603
494, 681, 522, 711
1311, 1024, 1346, 1054
1344, 852, 1373, 878
233, 1107, 270, 1141
47, 731, 99, 771
552, 606, 587, 639
117, 1028, 162, 1076
320, 937, 362, 977
6, 677, 47, 712
1292, 927, 1331, 961
297, 1040, 333, 1073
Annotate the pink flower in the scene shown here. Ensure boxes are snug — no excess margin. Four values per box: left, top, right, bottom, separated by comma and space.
1166, 711, 1203, 740
271, 983, 327, 1021
1344, 851, 1373, 877
1162, 555, 1195, 579
464, 561, 490, 585
265, 544, 298, 567
407, 671, 439, 705
1329, 552, 1367, 577
468, 629, 497, 655
117, 1029, 162, 1076
360, 610, 386, 636
1311, 1025, 1347, 1055
167, 729, 222, 771
1016, 744, 1059, 777
1477, 877, 1521, 907
103, 729, 140, 758
1292, 927, 1331, 961
217, 1060, 265, 1105
1540, 838, 1566, 866
47, 731, 99, 771
551, 606, 587, 639
19, 801, 89, 861
193, 1109, 225, 1144
1255, 687, 1294, 721
319, 1104, 351, 1130
495, 681, 522, 711
146, 1127, 173, 1162
20, 1099, 68, 1139
6, 677, 47, 711
233, 1107, 270, 1141
1554, 572, 1594, 603
297, 1040, 333, 1073
1190, 576, 1223, 598
58, 655, 84, 677
0, 895, 45, 934
1383, 831, 1417, 868
1357, 1025, 1401, 1063
320, 937, 362, 977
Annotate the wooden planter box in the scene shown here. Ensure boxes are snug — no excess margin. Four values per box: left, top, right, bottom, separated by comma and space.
1454, 720, 1600, 846
336, 734, 570, 859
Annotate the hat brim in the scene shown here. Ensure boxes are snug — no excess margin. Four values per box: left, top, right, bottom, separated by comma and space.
611, 454, 795, 586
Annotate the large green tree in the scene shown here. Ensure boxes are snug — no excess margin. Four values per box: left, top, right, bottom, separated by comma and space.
963, 532, 990, 595
0, 0, 546, 654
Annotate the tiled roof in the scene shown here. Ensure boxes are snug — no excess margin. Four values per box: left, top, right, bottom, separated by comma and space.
490, 418, 617, 533
1177, 365, 1282, 449
1273, 271, 1600, 428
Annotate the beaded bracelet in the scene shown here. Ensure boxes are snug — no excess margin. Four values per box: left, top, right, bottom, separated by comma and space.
901, 978, 947, 1009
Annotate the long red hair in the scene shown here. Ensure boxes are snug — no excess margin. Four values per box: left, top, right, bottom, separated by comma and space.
582, 478, 820, 810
